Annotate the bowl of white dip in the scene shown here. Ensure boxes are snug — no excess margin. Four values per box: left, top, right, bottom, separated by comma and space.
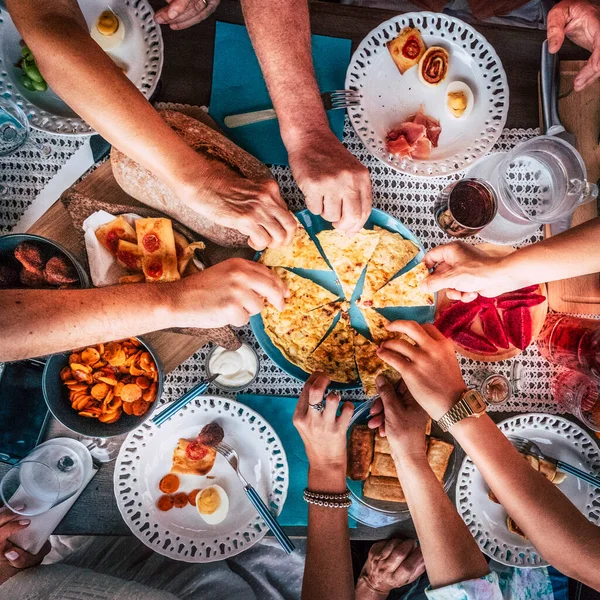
205, 343, 260, 392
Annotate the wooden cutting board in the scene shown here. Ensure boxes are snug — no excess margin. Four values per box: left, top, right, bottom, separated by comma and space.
27, 161, 210, 373
541, 60, 600, 314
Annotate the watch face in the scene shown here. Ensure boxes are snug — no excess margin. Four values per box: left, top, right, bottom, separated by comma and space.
464, 390, 486, 413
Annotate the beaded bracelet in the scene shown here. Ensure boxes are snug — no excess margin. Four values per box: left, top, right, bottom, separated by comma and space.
303, 488, 352, 508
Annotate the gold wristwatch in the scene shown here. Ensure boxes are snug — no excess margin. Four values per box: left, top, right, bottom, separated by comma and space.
436, 389, 486, 432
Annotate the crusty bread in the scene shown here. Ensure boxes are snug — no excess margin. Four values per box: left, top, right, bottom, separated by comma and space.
111, 109, 274, 248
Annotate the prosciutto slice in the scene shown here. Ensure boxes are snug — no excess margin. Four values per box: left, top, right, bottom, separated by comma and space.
385, 107, 442, 160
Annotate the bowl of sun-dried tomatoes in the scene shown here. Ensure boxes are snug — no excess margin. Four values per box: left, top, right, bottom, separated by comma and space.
0, 233, 89, 289
43, 336, 164, 437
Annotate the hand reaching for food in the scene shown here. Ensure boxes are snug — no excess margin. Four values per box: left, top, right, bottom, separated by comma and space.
0, 507, 50, 585
154, 0, 220, 29
421, 242, 517, 302
172, 258, 289, 328
376, 321, 467, 421
547, 0, 600, 91
368, 377, 429, 467
287, 130, 372, 236
182, 163, 297, 251
356, 539, 425, 600
292, 373, 354, 473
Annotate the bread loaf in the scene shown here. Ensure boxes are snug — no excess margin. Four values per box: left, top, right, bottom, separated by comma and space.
111, 109, 274, 247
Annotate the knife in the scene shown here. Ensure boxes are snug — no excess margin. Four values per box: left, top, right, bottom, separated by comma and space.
13, 134, 111, 233
540, 40, 577, 236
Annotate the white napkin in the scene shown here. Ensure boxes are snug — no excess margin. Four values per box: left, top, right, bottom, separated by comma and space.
82, 211, 141, 287
8, 462, 99, 555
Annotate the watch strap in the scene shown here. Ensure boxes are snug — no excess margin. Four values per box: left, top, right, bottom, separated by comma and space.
437, 398, 472, 432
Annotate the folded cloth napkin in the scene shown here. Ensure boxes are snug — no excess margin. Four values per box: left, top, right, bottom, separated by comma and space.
8, 457, 99, 555
209, 22, 352, 166
237, 394, 356, 528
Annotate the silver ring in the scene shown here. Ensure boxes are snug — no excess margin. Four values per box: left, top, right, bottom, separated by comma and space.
309, 401, 326, 413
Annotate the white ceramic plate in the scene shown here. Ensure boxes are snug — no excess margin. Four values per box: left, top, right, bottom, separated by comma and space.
456, 413, 600, 567
345, 12, 508, 177
0, 0, 163, 136
114, 396, 289, 563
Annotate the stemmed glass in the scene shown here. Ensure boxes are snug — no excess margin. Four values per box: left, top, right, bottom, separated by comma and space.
0, 97, 29, 156
0, 444, 85, 516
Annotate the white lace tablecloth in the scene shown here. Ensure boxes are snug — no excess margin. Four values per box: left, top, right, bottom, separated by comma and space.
0, 120, 565, 414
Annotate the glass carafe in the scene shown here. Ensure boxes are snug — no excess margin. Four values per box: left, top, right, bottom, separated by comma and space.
497, 136, 598, 224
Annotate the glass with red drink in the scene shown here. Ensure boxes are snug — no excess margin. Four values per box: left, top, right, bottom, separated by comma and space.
551, 370, 600, 432
434, 178, 498, 238
537, 315, 600, 378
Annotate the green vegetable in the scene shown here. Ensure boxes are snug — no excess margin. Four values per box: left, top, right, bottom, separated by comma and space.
21, 46, 32, 59
23, 63, 43, 83
32, 79, 47, 92
21, 74, 35, 91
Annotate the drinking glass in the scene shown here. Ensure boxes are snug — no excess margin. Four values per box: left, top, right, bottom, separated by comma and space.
537, 314, 600, 378
552, 370, 600, 432
0, 97, 29, 156
433, 178, 498, 238
470, 369, 511, 405
0, 444, 84, 516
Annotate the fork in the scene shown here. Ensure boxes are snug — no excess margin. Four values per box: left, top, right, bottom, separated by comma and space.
216, 441, 295, 554
508, 435, 600, 489
223, 90, 360, 129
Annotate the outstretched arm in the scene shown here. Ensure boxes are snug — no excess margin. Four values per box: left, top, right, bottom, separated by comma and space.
422, 217, 600, 302
241, 0, 372, 234
293, 374, 355, 600
0, 259, 286, 361
372, 377, 490, 590
7, 0, 295, 250
378, 320, 600, 592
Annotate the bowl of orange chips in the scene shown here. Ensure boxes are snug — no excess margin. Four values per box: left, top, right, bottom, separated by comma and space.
42, 336, 164, 437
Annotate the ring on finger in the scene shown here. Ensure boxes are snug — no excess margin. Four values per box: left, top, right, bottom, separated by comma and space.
309, 400, 326, 413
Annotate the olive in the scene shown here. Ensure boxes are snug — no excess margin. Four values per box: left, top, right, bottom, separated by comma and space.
32, 79, 47, 92
23, 63, 43, 83
21, 74, 35, 91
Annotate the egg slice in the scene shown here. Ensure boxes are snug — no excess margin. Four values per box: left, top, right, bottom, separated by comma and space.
446, 81, 474, 120
196, 484, 229, 525
90, 11, 125, 51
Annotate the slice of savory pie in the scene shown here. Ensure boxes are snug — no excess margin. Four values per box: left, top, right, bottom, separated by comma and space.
260, 217, 329, 270
354, 333, 402, 397
271, 267, 338, 313
368, 262, 434, 308
171, 439, 217, 476
304, 314, 358, 383
262, 303, 340, 368
361, 227, 419, 302
316, 229, 381, 299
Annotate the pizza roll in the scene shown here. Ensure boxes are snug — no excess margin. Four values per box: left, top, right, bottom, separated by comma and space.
347, 425, 375, 481
363, 475, 406, 503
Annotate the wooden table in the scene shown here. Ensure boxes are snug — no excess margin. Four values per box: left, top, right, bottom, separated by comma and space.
0, 0, 592, 541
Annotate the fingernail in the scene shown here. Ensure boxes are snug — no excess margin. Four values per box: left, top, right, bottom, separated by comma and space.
376, 375, 386, 386
18, 519, 30, 526
12, 504, 25, 512
154, 15, 165, 23
5, 551, 19, 561
168, 9, 179, 18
